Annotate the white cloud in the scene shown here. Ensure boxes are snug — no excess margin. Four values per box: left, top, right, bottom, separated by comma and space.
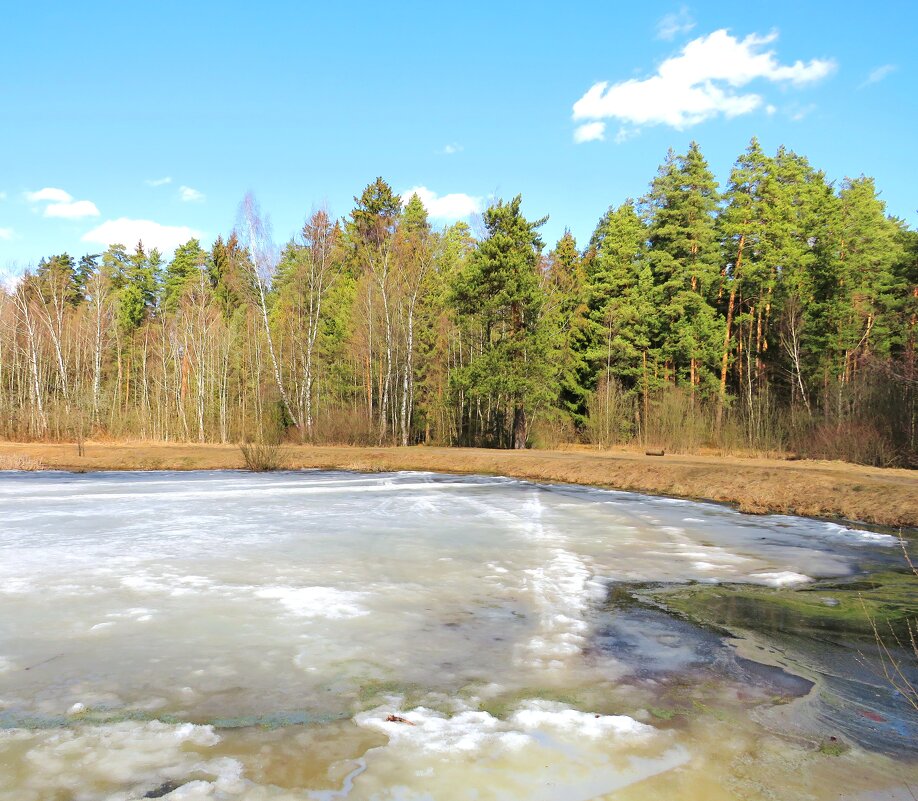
0, 227, 14, 240
145, 176, 172, 187
401, 186, 482, 220
26, 188, 100, 219
859, 64, 896, 88
614, 126, 640, 144
25, 187, 73, 203
574, 121, 606, 143
440, 143, 464, 155
179, 185, 205, 202
657, 7, 695, 41
44, 199, 100, 219
572, 29, 836, 133
82, 218, 201, 253
0, 192, 7, 202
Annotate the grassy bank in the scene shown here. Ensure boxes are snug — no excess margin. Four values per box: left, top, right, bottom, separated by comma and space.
1, 441, 916, 529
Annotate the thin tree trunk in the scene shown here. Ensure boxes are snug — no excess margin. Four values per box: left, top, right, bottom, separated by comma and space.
716, 232, 745, 429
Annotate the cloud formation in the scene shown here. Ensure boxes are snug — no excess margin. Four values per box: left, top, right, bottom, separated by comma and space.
401, 186, 481, 220
859, 64, 896, 88
145, 177, 172, 187
25, 187, 100, 218
656, 7, 695, 41
179, 185, 205, 202
0, 227, 14, 240
572, 29, 835, 135
440, 143, 463, 155
25, 187, 73, 204
82, 218, 201, 253
574, 122, 606, 143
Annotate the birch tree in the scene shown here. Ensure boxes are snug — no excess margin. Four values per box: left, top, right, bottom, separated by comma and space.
236, 192, 300, 433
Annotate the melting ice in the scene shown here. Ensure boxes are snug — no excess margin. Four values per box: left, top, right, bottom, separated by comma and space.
0, 470, 907, 800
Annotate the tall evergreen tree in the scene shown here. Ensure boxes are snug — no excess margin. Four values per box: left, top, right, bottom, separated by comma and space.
644, 143, 723, 396
545, 231, 589, 424
453, 196, 555, 448
717, 138, 772, 421
584, 200, 656, 395
833, 177, 903, 377
163, 239, 207, 312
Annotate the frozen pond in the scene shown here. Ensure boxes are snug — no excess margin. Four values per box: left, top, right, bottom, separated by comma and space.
0, 470, 914, 800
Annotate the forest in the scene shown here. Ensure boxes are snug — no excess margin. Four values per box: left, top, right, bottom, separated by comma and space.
2, 138, 917, 466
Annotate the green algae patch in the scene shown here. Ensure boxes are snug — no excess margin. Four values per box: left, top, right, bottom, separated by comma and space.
647, 571, 917, 641
818, 738, 851, 757
474, 687, 588, 720
356, 680, 433, 711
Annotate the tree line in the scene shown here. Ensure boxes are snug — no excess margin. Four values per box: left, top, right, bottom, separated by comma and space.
2, 139, 916, 465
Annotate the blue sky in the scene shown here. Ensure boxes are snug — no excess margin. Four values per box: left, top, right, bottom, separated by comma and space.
1, 0, 915, 271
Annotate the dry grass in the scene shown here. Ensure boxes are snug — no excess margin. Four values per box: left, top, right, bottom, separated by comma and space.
239, 442, 288, 472
1, 440, 916, 528
0, 453, 45, 471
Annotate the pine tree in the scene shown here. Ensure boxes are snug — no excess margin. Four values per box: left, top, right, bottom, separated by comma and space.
402, 192, 431, 236
834, 177, 903, 378
209, 234, 249, 320
545, 231, 589, 424
717, 138, 771, 422
769, 149, 836, 411
36, 253, 82, 307
584, 200, 655, 395
163, 239, 206, 312
453, 196, 555, 448
101, 243, 142, 332
644, 143, 723, 397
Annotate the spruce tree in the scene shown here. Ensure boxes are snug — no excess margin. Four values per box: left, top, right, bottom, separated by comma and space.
546, 231, 589, 424
453, 196, 555, 448
644, 143, 723, 396
834, 177, 903, 376
163, 239, 206, 312
717, 138, 771, 421
584, 200, 656, 400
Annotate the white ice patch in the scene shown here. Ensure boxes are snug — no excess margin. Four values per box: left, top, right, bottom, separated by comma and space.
750, 571, 813, 587
20, 480, 507, 505
509, 494, 604, 672
517, 549, 598, 670
0, 721, 237, 801
821, 523, 898, 545
353, 701, 688, 801
255, 586, 368, 619
509, 699, 654, 739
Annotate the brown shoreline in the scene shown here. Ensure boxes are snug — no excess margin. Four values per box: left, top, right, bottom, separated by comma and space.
2, 441, 916, 529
